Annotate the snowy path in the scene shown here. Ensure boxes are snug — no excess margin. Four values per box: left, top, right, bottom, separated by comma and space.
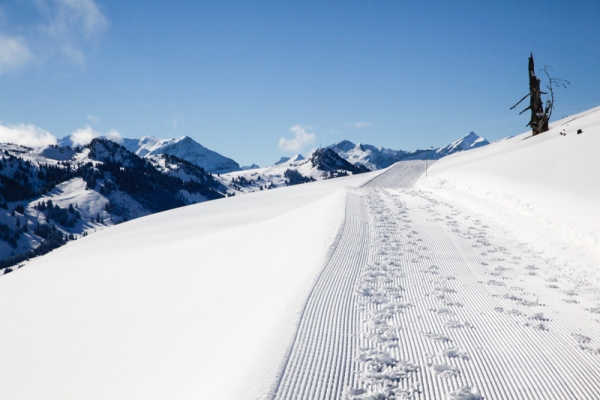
272, 161, 600, 399
272, 192, 371, 399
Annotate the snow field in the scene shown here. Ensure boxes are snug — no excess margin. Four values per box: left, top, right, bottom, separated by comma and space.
0, 171, 381, 400
275, 161, 600, 399
419, 106, 600, 273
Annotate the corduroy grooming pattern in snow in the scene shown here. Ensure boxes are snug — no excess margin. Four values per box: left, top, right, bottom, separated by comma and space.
274, 161, 600, 399
272, 192, 373, 400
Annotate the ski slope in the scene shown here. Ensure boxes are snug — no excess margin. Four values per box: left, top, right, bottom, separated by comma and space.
273, 160, 600, 399
1, 107, 599, 399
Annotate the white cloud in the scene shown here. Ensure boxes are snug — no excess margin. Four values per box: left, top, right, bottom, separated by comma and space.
278, 125, 317, 153
105, 129, 123, 144
33, 0, 108, 65
0, 123, 57, 148
0, 35, 33, 74
38, 0, 107, 37
86, 114, 99, 123
0, 0, 108, 72
69, 125, 123, 146
69, 125, 98, 146
349, 122, 376, 129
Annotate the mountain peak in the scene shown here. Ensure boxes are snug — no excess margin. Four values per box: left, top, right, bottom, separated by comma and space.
434, 132, 490, 158
328, 140, 356, 153
274, 156, 290, 165
124, 136, 240, 173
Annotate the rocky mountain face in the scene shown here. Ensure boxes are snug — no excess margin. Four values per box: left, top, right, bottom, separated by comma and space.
310, 148, 370, 178
0, 138, 226, 271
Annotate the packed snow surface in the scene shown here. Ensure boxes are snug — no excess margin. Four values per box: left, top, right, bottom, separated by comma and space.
1, 106, 600, 399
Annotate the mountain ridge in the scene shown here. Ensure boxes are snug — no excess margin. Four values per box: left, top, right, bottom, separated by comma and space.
327, 131, 489, 170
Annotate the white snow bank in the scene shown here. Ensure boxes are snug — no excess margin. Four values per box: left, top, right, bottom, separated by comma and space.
0, 170, 381, 399
418, 105, 600, 280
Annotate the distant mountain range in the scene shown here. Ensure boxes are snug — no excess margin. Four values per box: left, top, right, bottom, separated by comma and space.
327, 131, 489, 170
0, 131, 489, 271
59, 135, 241, 174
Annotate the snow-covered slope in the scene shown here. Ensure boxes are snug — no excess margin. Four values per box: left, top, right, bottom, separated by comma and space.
122, 136, 241, 173
418, 106, 600, 270
2, 105, 600, 399
221, 148, 369, 195
0, 169, 381, 400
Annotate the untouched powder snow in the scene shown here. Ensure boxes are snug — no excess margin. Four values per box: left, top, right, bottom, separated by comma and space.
418, 106, 600, 279
0, 170, 381, 400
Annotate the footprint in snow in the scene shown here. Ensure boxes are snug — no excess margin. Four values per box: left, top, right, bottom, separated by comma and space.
525, 322, 549, 331
442, 347, 470, 360
447, 385, 483, 400
530, 312, 549, 321
431, 362, 460, 378
424, 332, 453, 343
446, 320, 473, 329
432, 307, 455, 317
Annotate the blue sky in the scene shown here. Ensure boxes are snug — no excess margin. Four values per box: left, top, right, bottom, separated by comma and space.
0, 0, 598, 166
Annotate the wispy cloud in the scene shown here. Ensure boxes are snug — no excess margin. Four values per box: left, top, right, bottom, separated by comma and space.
0, 35, 33, 74
348, 122, 376, 129
86, 114, 100, 123
0, 0, 108, 74
105, 129, 123, 144
0, 121, 123, 148
278, 125, 317, 153
69, 125, 122, 146
0, 123, 57, 148
36, 0, 108, 65
40, 0, 108, 38
168, 114, 184, 128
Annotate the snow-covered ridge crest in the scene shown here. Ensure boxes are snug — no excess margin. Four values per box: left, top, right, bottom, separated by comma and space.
434, 131, 490, 158
122, 135, 241, 174
328, 131, 490, 170
274, 154, 305, 165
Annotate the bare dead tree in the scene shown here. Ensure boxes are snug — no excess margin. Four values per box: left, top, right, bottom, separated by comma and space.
541, 66, 570, 124
510, 54, 570, 136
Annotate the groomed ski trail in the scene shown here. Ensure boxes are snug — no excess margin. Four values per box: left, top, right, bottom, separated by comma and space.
272, 191, 373, 400
272, 161, 600, 400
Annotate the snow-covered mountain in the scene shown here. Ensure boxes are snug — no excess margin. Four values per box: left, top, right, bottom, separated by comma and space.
222, 148, 369, 195
329, 131, 489, 170
274, 154, 305, 165
121, 136, 241, 174
433, 131, 490, 158
241, 163, 261, 170
0, 138, 227, 269
309, 148, 370, 177
0, 131, 492, 269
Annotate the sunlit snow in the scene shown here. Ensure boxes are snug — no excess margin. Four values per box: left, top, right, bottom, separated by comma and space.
1, 106, 599, 399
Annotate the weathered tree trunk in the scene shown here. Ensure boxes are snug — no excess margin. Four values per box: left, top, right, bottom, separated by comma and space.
528, 54, 548, 135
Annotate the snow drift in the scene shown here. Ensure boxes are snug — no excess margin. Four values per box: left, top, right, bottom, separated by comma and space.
419, 106, 600, 273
